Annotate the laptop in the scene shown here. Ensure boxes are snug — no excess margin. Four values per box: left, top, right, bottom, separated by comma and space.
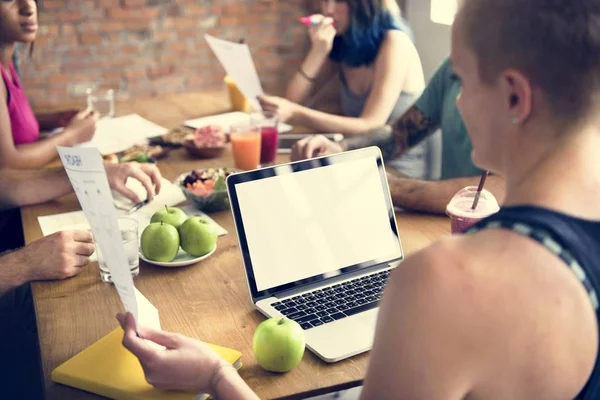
226, 147, 404, 362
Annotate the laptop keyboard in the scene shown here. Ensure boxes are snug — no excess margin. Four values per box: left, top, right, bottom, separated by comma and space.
270, 269, 392, 330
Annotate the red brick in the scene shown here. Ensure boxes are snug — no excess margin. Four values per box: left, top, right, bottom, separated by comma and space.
109, 7, 159, 20
98, 21, 126, 32
147, 64, 175, 78
123, 0, 147, 7
79, 34, 103, 45
58, 11, 83, 22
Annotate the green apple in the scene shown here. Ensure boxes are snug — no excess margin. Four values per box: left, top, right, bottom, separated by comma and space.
141, 221, 180, 262
253, 318, 305, 373
179, 217, 217, 256
151, 205, 187, 230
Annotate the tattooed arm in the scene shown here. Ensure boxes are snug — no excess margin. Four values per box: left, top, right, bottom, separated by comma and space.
387, 174, 506, 214
343, 105, 439, 161
290, 105, 439, 162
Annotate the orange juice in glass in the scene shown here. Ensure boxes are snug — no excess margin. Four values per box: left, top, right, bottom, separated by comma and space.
230, 120, 261, 171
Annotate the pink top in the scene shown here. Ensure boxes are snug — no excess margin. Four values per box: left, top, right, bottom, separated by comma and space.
1, 62, 39, 145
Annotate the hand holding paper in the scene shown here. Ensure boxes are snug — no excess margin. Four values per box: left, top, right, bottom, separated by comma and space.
57, 146, 162, 331
205, 34, 263, 112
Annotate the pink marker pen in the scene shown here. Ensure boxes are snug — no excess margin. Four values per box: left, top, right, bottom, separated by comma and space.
300, 14, 329, 27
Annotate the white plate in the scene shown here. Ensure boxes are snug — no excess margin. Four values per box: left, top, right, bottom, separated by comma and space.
139, 244, 217, 268
184, 111, 293, 133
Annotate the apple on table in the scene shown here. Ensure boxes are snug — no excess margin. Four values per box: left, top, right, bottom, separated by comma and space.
151, 205, 187, 230
140, 221, 180, 262
179, 216, 218, 256
253, 318, 306, 373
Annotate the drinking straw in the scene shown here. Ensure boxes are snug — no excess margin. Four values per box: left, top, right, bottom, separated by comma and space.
471, 170, 489, 210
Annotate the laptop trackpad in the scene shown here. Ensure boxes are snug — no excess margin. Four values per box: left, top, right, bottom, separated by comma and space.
306, 309, 379, 363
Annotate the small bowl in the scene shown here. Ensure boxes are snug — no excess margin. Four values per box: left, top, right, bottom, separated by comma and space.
182, 139, 226, 159
177, 168, 238, 213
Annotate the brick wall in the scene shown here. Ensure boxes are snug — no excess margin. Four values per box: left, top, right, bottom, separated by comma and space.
21, 0, 314, 109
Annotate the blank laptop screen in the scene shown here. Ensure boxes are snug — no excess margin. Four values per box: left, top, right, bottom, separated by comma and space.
235, 157, 400, 292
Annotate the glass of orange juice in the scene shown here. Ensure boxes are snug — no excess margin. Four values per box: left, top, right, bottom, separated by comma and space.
230, 120, 261, 171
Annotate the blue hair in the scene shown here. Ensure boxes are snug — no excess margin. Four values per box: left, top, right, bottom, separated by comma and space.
329, 10, 414, 67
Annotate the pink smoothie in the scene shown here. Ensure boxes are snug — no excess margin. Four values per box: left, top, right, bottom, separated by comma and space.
446, 187, 500, 234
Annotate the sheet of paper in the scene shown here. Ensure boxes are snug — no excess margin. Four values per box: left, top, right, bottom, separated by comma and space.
56, 146, 158, 330
78, 114, 168, 155
184, 111, 292, 133
134, 288, 161, 331
205, 34, 263, 111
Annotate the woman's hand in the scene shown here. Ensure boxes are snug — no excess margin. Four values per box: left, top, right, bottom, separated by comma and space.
117, 312, 228, 394
258, 95, 299, 123
63, 109, 99, 144
56, 109, 80, 127
308, 16, 336, 56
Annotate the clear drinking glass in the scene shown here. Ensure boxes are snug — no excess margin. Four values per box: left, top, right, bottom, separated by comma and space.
86, 88, 115, 118
96, 217, 139, 283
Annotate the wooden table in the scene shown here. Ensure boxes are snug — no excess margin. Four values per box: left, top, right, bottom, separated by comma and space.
22, 91, 451, 399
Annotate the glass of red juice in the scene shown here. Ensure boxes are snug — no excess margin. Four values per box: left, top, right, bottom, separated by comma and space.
258, 111, 279, 166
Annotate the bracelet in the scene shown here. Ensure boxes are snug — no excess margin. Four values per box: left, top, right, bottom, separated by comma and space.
298, 66, 317, 82
207, 362, 237, 397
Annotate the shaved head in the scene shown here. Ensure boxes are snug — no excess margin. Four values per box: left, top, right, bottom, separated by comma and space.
457, 0, 600, 122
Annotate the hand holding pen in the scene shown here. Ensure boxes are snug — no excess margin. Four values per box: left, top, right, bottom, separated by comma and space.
301, 14, 336, 56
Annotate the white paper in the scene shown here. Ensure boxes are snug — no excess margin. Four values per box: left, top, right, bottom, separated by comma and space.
184, 111, 292, 134
56, 146, 157, 329
134, 288, 161, 332
78, 114, 168, 155
205, 35, 263, 111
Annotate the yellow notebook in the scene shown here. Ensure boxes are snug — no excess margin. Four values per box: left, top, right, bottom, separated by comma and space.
52, 327, 243, 400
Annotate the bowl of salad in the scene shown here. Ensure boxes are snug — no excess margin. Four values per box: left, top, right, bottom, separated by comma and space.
178, 167, 237, 212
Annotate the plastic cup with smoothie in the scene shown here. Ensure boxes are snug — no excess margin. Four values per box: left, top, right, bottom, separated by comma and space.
446, 186, 500, 234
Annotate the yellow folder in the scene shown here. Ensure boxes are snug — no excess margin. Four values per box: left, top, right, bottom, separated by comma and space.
51, 327, 243, 400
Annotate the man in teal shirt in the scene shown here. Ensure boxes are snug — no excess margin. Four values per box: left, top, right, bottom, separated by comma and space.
291, 58, 505, 213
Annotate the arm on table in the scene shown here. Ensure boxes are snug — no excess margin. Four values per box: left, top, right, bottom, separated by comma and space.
0, 168, 74, 210
0, 230, 95, 294
290, 104, 439, 161
343, 104, 439, 158
0, 251, 30, 295
0, 162, 162, 210
387, 174, 506, 214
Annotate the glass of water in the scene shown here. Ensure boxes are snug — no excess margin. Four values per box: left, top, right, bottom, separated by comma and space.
86, 88, 115, 119
96, 217, 139, 283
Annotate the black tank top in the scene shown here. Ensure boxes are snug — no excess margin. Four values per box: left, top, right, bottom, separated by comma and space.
466, 206, 600, 399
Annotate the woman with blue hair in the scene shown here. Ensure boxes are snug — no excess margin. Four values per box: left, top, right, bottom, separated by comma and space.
259, 0, 434, 179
